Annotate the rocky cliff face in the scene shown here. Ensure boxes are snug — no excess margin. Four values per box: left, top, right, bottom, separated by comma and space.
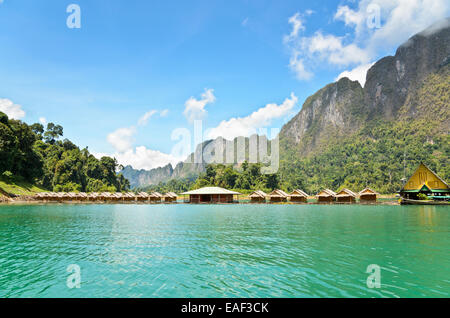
280, 17, 450, 156
280, 77, 365, 154
122, 18, 450, 188
121, 134, 271, 188
121, 164, 174, 189
365, 18, 450, 120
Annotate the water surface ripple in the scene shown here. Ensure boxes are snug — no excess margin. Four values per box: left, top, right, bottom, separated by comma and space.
0, 204, 448, 298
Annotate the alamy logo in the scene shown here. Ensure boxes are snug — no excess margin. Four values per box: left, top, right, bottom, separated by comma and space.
366, 264, 381, 289
66, 264, 81, 289
66, 4, 81, 29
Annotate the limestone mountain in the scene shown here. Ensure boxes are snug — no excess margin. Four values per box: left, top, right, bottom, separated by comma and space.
279, 18, 449, 193
121, 135, 272, 188
280, 17, 450, 157
122, 18, 449, 192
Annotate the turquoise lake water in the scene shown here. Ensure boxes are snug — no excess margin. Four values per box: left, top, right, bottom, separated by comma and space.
0, 204, 449, 298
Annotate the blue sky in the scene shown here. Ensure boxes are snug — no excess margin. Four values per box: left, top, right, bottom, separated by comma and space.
0, 0, 448, 169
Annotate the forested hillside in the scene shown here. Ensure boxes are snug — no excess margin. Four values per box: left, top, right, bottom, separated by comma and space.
0, 112, 129, 194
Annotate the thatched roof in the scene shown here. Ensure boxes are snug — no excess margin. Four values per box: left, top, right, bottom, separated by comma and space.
289, 189, 309, 197
336, 188, 357, 197
164, 192, 178, 198
78, 192, 88, 198
267, 189, 289, 198
359, 187, 379, 195
89, 192, 100, 198
248, 190, 267, 198
181, 187, 241, 195
137, 192, 150, 198
317, 189, 336, 197
150, 192, 164, 198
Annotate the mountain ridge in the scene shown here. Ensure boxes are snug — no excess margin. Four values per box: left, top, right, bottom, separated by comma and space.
122, 18, 450, 190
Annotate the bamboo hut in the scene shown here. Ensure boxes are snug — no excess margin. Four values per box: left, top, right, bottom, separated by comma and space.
36, 192, 49, 201
123, 192, 136, 202
248, 190, 267, 203
288, 189, 309, 203
99, 192, 114, 201
316, 189, 336, 203
181, 187, 241, 204
335, 189, 357, 203
78, 193, 88, 201
57, 192, 67, 201
163, 192, 178, 203
267, 189, 289, 203
399, 163, 449, 201
136, 192, 150, 202
47, 192, 58, 201
67, 192, 78, 201
88, 192, 99, 201
150, 192, 163, 203
111, 192, 124, 202
359, 188, 379, 202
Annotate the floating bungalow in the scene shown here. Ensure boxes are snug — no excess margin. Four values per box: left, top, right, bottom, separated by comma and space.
316, 189, 336, 203
181, 187, 241, 204
267, 189, 289, 203
122, 192, 135, 202
78, 192, 88, 201
399, 163, 449, 201
335, 189, 357, 203
359, 188, 378, 202
136, 192, 150, 202
248, 190, 267, 203
88, 192, 100, 201
163, 192, 178, 203
150, 192, 163, 203
289, 189, 309, 203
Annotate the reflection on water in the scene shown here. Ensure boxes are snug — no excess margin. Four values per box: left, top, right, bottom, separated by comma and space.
0, 204, 449, 298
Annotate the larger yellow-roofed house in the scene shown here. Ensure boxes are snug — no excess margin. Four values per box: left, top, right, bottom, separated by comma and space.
399, 163, 449, 201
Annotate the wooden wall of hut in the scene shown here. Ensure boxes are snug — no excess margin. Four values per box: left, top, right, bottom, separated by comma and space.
290, 196, 307, 203
360, 194, 377, 202
317, 196, 334, 203
250, 197, 266, 203
336, 196, 356, 203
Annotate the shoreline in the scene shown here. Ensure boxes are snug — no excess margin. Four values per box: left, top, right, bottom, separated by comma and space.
1, 199, 400, 206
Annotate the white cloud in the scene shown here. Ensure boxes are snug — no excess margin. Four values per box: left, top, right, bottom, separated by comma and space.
289, 52, 313, 80
112, 147, 181, 170
160, 109, 169, 117
307, 32, 371, 66
138, 110, 157, 126
107, 127, 136, 153
207, 93, 298, 140
0, 98, 26, 119
102, 108, 181, 170
39, 117, 47, 126
283, 13, 305, 43
183, 88, 216, 123
93, 147, 181, 170
336, 62, 375, 86
284, 0, 450, 81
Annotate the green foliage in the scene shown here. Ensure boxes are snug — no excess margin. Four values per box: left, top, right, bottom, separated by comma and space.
417, 193, 429, 201
145, 162, 280, 194
279, 119, 449, 194
0, 111, 130, 193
